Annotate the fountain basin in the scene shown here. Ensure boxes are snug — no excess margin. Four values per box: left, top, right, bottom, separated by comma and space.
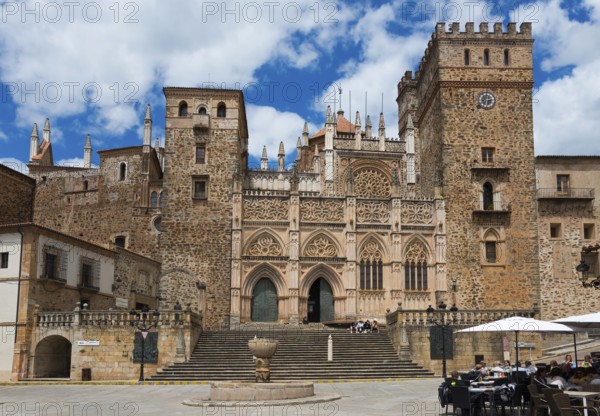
209, 381, 314, 401
247, 338, 278, 358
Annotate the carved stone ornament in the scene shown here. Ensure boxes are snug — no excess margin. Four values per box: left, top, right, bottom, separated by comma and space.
401, 202, 434, 225
247, 235, 283, 256
304, 236, 337, 257
353, 169, 391, 198
300, 199, 344, 222
357, 201, 390, 223
244, 198, 288, 221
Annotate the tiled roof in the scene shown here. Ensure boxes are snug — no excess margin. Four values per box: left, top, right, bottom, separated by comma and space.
310, 111, 356, 139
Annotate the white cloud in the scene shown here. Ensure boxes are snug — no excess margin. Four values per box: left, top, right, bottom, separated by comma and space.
0, 130, 7, 141
0, 0, 341, 135
55, 157, 85, 168
0, 158, 28, 174
246, 104, 319, 165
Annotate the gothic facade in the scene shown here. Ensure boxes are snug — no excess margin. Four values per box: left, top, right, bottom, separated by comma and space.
12, 21, 588, 332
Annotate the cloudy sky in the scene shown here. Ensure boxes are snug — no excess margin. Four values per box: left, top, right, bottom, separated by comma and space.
0, 0, 598, 173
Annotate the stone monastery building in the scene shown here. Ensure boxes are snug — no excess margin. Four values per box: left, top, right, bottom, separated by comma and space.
5, 21, 600, 343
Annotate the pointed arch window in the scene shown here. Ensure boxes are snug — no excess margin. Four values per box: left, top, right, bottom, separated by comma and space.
198, 106, 207, 115
483, 182, 494, 210
217, 103, 226, 118
178, 101, 188, 117
159, 192, 165, 209
482, 229, 503, 265
404, 243, 428, 291
360, 241, 383, 290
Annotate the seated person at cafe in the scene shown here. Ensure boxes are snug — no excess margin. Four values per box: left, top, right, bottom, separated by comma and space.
468, 364, 485, 381
549, 360, 559, 371
547, 367, 568, 389
563, 354, 576, 369
568, 368, 589, 390
582, 355, 593, 368
479, 361, 489, 377
490, 360, 505, 376
524, 360, 537, 375
532, 367, 553, 391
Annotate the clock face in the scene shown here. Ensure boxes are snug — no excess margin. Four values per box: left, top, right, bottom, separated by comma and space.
478, 92, 496, 109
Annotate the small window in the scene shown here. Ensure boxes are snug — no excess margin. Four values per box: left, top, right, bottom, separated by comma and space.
115, 236, 126, 248
196, 146, 206, 164
1, 252, 8, 269
483, 49, 490, 66
482, 147, 494, 163
193, 178, 208, 199
485, 241, 497, 263
550, 223, 562, 239
464, 49, 470, 65
198, 107, 207, 115
582, 252, 599, 277
178, 101, 188, 117
503, 49, 510, 66
584, 224, 595, 240
118, 162, 127, 181
217, 103, 226, 118
81, 262, 93, 287
83, 180, 89, 191
557, 175, 570, 194
45, 253, 58, 279
159, 192, 165, 209
153, 216, 162, 232
150, 191, 158, 208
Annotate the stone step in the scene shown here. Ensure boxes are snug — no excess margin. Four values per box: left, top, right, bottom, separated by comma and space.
150, 328, 433, 381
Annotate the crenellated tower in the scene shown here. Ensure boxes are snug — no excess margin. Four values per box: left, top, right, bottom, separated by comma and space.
397, 22, 539, 310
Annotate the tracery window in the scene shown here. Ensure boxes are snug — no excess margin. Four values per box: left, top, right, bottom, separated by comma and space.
359, 241, 383, 290
404, 242, 428, 291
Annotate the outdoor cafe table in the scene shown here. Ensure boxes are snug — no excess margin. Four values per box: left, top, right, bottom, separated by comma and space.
469, 386, 498, 416
562, 390, 599, 416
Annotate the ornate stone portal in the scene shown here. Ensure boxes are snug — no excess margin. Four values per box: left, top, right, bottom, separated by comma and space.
247, 337, 278, 383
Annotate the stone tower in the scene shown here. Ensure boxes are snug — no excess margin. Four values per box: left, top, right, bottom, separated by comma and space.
397, 22, 540, 309
160, 88, 248, 329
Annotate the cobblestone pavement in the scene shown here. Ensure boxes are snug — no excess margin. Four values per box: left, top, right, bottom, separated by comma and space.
0, 379, 442, 416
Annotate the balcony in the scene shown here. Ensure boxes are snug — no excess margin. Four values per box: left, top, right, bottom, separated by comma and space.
537, 188, 594, 200
473, 202, 512, 213
77, 281, 100, 293
39, 274, 67, 285
192, 114, 210, 130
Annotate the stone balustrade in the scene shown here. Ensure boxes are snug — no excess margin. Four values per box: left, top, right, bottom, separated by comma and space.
386, 308, 537, 327
36, 309, 201, 329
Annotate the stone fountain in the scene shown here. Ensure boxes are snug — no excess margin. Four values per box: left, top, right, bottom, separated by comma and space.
248, 337, 278, 383
182, 336, 340, 407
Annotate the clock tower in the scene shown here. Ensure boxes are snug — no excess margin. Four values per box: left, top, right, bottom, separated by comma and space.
397, 22, 540, 310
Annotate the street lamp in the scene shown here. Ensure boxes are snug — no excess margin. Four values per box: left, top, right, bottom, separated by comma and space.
426, 307, 457, 379
129, 307, 160, 382
576, 260, 600, 289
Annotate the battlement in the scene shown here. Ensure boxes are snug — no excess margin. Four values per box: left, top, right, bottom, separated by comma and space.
399, 22, 533, 87
434, 21, 532, 38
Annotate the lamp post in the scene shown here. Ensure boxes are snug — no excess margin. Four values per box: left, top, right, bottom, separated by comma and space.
576, 259, 600, 289
426, 307, 457, 379
129, 307, 160, 382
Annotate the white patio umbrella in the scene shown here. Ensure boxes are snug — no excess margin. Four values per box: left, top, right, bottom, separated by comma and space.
553, 312, 600, 329
457, 316, 581, 367
553, 312, 600, 364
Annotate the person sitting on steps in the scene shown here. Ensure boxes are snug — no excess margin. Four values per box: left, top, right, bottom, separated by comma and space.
364, 320, 372, 333
372, 319, 380, 335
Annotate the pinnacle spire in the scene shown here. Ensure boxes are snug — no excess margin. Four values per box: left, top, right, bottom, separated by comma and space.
378, 112, 385, 129
278, 141, 285, 156
43, 118, 51, 143
355, 111, 361, 126
326, 106, 334, 124
407, 114, 414, 129
30, 123, 39, 139
145, 104, 151, 121
85, 134, 91, 148
261, 145, 268, 170
303, 122, 309, 134
296, 136, 301, 147
83, 134, 92, 168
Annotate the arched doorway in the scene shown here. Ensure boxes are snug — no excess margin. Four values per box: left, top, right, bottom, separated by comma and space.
307, 278, 334, 322
34, 335, 72, 378
251, 278, 278, 322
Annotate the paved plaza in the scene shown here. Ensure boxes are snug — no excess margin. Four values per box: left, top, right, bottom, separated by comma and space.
0, 379, 442, 416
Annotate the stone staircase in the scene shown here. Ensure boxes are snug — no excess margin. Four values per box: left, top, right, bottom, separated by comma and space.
150, 328, 434, 381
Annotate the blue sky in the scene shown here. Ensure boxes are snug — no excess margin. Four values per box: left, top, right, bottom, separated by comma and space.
0, 0, 599, 173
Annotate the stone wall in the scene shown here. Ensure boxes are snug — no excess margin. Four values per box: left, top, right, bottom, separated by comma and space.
30, 309, 202, 381
0, 164, 35, 225
161, 88, 248, 329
